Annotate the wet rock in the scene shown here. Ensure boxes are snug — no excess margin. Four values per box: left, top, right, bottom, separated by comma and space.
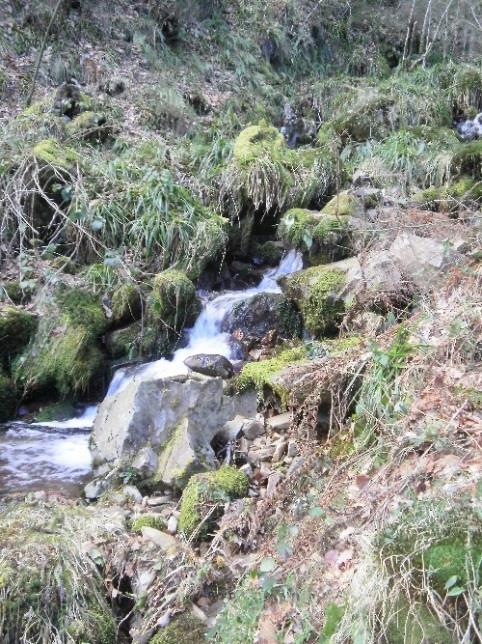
242, 417, 265, 440
132, 447, 158, 478
84, 477, 107, 500
91, 374, 256, 490
221, 292, 301, 342
184, 354, 234, 379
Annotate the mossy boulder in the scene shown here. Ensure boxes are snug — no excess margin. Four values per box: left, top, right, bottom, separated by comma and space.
278, 204, 354, 264
0, 372, 17, 422
147, 270, 200, 357
281, 264, 347, 337
65, 111, 111, 142
32, 138, 78, 168
321, 191, 359, 217
236, 345, 308, 409
0, 306, 38, 367
179, 465, 249, 540
14, 288, 108, 398
149, 613, 206, 644
111, 282, 143, 326
104, 321, 156, 360
221, 123, 335, 218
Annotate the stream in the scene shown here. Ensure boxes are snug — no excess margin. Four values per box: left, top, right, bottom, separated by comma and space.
0, 250, 302, 495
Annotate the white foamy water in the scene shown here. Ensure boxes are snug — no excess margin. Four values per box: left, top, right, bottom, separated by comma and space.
0, 251, 302, 494
0, 406, 96, 495
108, 249, 303, 395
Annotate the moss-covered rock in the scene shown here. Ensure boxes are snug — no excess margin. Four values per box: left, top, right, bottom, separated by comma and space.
111, 282, 143, 326
14, 288, 108, 398
147, 270, 200, 357
236, 345, 308, 408
0, 306, 38, 367
413, 176, 482, 211
130, 514, 166, 533
179, 465, 249, 540
32, 138, 78, 168
149, 613, 206, 644
278, 204, 353, 264
221, 123, 335, 219
0, 371, 17, 422
281, 265, 347, 337
65, 111, 111, 142
321, 191, 359, 217
104, 321, 156, 360
386, 599, 452, 644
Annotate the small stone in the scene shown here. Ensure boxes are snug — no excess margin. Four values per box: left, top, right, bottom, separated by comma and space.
267, 412, 291, 432
272, 440, 287, 463
287, 456, 306, 477
266, 472, 281, 498
242, 418, 265, 440
141, 527, 180, 555
287, 441, 297, 458
122, 485, 143, 503
184, 354, 234, 379
84, 478, 107, 500
167, 515, 178, 534
146, 495, 172, 507
239, 463, 254, 479
248, 446, 275, 463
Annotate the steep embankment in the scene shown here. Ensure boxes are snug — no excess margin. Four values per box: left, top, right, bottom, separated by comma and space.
0, 1, 481, 642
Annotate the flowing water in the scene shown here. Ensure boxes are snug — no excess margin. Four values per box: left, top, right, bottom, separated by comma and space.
0, 250, 303, 495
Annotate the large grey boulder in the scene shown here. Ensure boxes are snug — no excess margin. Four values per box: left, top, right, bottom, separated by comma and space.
90, 373, 256, 490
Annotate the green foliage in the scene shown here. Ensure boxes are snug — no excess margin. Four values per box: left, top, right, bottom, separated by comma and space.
179, 465, 249, 540
32, 138, 78, 168
413, 176, 482, 211
378, 495, 482, 594
208, 576, 267, 643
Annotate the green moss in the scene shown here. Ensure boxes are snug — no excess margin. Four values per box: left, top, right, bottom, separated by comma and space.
14, 289, 107, 397
0, 306, 37, 366
105, 321, 156, 360
452, 139, 482, 178
32, 139, 78, 168
179, 465, 249, 540
0, 372, 17, 422
34, 400, 76, 423
130, 514, 166, 533
413, 176, 482, 210
148, 270, 199, 356
111, 282, 142, 325
233, 123, 285, 164
236, 345, 308, 406
252, 240, 284, 265
65, 111, 111, 142
378, 496, 482, 594
321, 192, 358, 217
283, 266, 346, 337
386, 599, 452, 644
149, 613, 206, 644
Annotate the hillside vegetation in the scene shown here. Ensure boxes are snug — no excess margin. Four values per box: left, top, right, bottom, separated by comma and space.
0, 1, 481, 642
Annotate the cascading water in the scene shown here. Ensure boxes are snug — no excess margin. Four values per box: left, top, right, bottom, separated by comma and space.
0, 250, 302, 494
107, 249, 303, 395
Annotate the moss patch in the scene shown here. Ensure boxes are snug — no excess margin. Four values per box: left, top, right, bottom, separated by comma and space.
321, 191, 358, 217
130, 514, 166, 533
32, 138, 78, 168
0, 306, 37, 367
0, 371, 17, 422
14, 288, 108, 397
413, 176, 482, 211
179, 465, 249, 540
283, 266, 347, 337
236, 346, 308, 407
149, 613, 206, 644
111, 282, 142, 325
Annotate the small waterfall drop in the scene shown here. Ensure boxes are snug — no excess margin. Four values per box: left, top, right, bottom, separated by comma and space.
108, 249, 302, 396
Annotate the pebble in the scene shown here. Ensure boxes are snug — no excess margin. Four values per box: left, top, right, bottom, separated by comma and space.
146, 495, 172, 507
167, 515, 178, 534
272, 439, 287, 463
287, 441, 298, 458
